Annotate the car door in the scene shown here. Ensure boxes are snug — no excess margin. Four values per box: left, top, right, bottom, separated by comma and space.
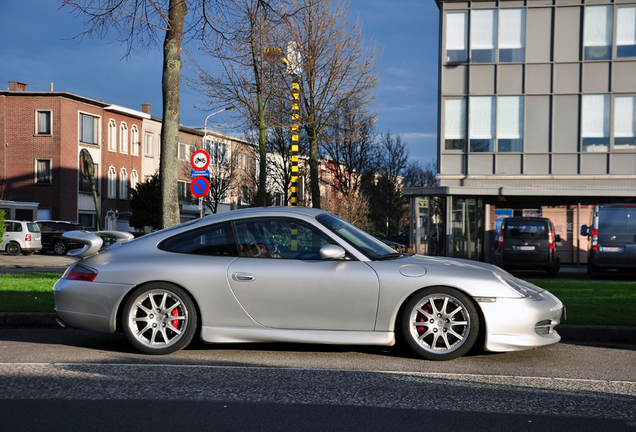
597, 208, 630, 267
227, 217, 380, 331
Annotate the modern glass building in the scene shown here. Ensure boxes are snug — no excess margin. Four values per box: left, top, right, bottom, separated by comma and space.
406, 0, 636, 264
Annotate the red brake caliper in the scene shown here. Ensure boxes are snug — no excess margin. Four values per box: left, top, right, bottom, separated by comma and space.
416, 302, 432, 335
171, 308, 180, 329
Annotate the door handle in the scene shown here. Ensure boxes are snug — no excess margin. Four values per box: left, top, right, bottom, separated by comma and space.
232, 272, 255, 282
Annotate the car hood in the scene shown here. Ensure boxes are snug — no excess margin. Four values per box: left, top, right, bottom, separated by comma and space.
393, 254, 509, 275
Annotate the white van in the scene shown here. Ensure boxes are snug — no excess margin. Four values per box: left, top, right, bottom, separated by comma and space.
1, 220, 42, 256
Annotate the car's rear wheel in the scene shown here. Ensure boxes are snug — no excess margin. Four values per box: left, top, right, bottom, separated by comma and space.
52, 240, 68, 255
401, 287, 479, 361
5, 242, 21, 256
123, 283, 198, 355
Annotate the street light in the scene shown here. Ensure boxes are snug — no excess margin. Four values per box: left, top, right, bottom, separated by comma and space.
199, 106, 234, 218
204, 106, 235, 142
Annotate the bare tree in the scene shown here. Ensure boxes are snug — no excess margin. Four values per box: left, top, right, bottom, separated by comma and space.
365, 131, 409, 236
289, 0, 379, 208
403, 160, 439, 188
188, 0, 292, 207
320, 102, 377, 198
60, 0, 273, 226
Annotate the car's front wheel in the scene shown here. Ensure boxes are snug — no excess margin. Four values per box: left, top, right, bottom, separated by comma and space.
123, 283, 198, 355
52, 240, 68, 255
5, 242, 21, 256
402, 287, 479, 361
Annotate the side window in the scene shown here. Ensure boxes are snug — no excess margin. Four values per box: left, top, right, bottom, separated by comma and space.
234, 218, 332, 260
159, 222, 238, 256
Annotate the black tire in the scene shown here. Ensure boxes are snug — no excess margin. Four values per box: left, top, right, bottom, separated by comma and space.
5, 242, 21, 256
401, 287, 479, 361
123, 283, 198, 355
547, 258, 561, 277
52, 240, 68, 256
588, 263, 601, 279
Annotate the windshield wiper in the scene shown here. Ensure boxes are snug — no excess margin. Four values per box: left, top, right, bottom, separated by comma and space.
375, 252, 403, 260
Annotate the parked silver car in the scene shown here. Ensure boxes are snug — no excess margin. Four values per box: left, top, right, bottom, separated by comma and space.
54, 207, 563, 361
1, 220, 42, 256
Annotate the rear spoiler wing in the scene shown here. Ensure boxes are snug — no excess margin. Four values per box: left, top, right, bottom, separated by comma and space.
63, 230, 135, 259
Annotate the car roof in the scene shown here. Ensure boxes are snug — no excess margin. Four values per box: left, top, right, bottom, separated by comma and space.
201, 206, 329, 221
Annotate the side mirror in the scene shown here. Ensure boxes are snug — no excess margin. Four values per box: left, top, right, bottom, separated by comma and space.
320, 244, 346, 260
580, 225, 588, 236
555, 234, 562, 243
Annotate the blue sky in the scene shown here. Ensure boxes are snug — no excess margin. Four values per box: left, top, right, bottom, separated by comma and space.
0, 0, 440, 164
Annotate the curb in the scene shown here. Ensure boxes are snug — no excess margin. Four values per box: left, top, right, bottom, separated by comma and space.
1, 313, 635, 346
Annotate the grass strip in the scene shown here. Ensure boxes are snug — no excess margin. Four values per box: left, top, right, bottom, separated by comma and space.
0, 273, 60, 312
528, 279, 636, 327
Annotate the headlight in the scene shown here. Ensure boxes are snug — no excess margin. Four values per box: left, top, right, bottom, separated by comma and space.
494, 273, 544, 301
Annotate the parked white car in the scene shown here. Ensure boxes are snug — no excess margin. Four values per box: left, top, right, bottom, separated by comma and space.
1, 220, 42, 256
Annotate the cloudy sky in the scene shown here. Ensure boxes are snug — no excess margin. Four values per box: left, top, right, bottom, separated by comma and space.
0, 0, 440, 164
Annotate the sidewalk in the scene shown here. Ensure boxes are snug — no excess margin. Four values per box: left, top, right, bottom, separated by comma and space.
0, 253, 78, 272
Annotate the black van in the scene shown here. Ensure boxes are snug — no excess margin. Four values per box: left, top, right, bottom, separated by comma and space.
494, 217, 561, 276
580, 204, 636, 278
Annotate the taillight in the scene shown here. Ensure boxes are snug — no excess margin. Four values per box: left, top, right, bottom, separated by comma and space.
591, 228, 599, 251
548, 229, 555, 250
25, 234, 31, 242
497, 228, 503, 249
63, 265, 98, 282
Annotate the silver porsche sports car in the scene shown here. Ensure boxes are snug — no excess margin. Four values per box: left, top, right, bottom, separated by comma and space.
54, 207, 563, 361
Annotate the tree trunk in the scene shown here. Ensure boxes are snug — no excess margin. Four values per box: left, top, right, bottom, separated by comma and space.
160, 0, 187, 228
307, 128, 321, 208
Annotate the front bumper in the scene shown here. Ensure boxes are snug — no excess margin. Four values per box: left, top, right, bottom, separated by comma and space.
480, 290, 563, 352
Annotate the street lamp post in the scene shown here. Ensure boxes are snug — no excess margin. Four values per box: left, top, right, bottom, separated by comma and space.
200, 106, 235, 218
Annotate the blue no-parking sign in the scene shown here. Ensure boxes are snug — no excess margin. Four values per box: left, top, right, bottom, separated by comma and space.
190, 177, 210, 198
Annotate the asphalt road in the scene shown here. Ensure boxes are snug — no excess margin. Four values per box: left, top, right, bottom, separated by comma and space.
1, 328, 635, 431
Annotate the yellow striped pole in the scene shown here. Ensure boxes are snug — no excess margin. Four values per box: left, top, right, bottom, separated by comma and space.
291, 78, 299, 206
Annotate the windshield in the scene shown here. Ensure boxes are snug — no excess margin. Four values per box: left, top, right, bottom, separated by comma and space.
316, 213, 396, 260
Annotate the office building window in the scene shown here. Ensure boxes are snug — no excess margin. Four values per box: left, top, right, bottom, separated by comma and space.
35, 159, 51, 184
446, 12, 467, 62
80, 113, 98, 144
584, 5, 613, 60
470, 9, 497, 63
582, 94, 610, 152
497, 96, 524, 152
35, 111, 51, 135
108, 166, 117, 198
120, 123, 128, 153
444, 98, 466, 150
144, 133, 153, 156
614, 96, 636, 149
498, 9, 525, 62
119, 168, 128, 199
617, 7, 636, 57
131, 125, 139, 156
469, 96, 495, 152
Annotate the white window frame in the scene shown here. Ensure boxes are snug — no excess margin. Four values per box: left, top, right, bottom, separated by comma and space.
130, 169, 139, 192
79, 112, 100, 145
119, 168, 128, 199
108, 119, 117, 151
108, 166, 117, 198
131, 125, 139, 156
144, 133, 153, 157
35, 158, 52, 184
35, 110, 52, 135
120, 122, 128, 154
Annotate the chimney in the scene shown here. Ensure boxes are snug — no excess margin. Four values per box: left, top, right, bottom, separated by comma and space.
8, 81, 28, 92
141, 103, 151, 115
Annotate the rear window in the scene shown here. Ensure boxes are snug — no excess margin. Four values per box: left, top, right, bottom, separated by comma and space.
504, 220, 548, 239
27, 223, 41, 233
598, 209, 628, 233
